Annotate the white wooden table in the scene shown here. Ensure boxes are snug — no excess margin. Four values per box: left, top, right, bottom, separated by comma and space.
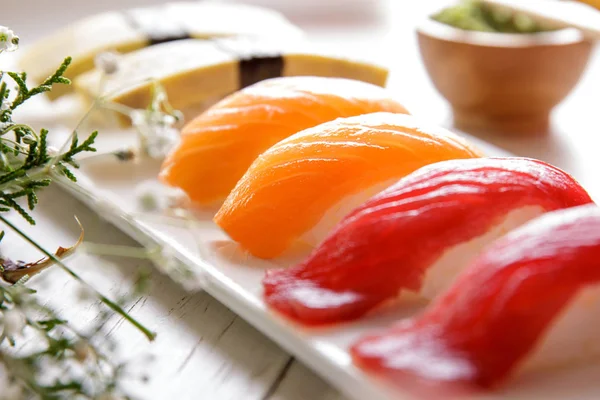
2, 1, 599, 399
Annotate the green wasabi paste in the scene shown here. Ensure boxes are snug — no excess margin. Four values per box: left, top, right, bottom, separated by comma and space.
432, 0, 556, 33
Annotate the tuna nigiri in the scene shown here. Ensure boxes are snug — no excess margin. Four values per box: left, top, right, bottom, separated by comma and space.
352, 204, 600, 389
263, 158, 593, 325
159, 77, 409, 206
214, 112, 482, 259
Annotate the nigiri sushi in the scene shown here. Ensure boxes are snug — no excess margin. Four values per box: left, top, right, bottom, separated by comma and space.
214, 112, 482, 259
263, 158, 593, 325
351, 204, 600, 389
160, 77, 409, 206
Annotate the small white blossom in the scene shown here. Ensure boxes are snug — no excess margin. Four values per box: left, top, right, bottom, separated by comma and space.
158, 246, 180, 273
73, 339, 95, 362
146, 126, 179, 158
171, 207, 191, 219
135, 181, 163, 212
94, 51, 120, 75
138, 191, 159, 211
0, 98, 9, 112
46, 146, 59, 158
131, 109, 180, 159
1, 309, 26, 338
7, 284, 35, 306
135, 180, 186, 212
0, 26, 18, 52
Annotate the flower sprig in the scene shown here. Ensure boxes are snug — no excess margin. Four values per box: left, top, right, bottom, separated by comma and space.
0, 27, 156, 333
4, 56, 70, 111
0, 53, 97, 226
0, 26, 168, 399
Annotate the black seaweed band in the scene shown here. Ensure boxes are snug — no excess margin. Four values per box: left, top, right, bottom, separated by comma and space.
123, 8, 191, 45
212, 38, 284, 88
122, 10, 284, 88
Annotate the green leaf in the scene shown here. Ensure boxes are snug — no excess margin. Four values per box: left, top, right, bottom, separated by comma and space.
3, 198, 35, 225
8, 56, 72, 110
59, 166, 77, 182
27, 191, 37, 209
68, 134, 78, 152
79, 131, 98, 151
0, 169, 26, 185
37, 318, 68, 332
61, 131, 97, 161
42, 57, 72, 88
37, 129, 49, 164
24, 141, 38, 165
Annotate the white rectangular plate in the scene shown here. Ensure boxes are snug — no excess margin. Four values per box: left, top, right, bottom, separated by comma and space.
58, 127, 600, 400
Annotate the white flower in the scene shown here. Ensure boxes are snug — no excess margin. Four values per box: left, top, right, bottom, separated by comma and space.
0, 26, 18, 52
135, 180, 186, 212
94, 51, 120, 75
1, 309, 26, 338
157, 246, 180, 273
73, 339, 95, 362
46, 146, 59, 158
0, 98, 9, 112
147, 125, 179, 159
131, 109, 180, 159
135, 183, 162, 212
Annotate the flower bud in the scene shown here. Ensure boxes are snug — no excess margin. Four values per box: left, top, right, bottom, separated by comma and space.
94, 51, 120, 75
73, 339, 94, 362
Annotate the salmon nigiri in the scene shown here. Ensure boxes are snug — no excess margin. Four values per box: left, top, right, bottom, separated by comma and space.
214, 113, 482, 259
352, 204, 600, 389
263, 158, 593, 325
159, 77, 409, 206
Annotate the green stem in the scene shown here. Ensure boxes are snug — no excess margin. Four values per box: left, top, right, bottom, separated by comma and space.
46, 100, 99, 172
0, 165, 51, 193
82, 243, 160, 259
99, 101, 136, 117
0, 123, 37, 139
0, 215, 156, 341
0, 138, 29, 152
0, 144, 94, 194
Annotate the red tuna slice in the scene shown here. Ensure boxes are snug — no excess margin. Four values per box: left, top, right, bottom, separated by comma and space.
263, 157, 593, 326
351, 204, 600, 388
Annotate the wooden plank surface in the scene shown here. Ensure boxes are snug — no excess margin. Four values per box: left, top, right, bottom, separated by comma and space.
1, 0, 599, 399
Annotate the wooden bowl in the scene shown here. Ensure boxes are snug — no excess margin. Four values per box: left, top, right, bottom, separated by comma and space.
417, 19, 594, 135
